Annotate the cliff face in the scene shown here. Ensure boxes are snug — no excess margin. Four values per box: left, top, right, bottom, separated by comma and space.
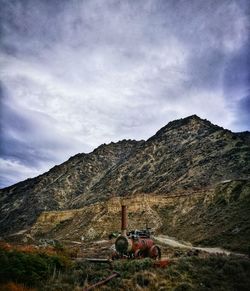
0, 115, 249, 252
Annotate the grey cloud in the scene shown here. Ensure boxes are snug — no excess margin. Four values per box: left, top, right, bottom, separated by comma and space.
223, 40, 250, 95
232, 94, 250, 131
0, 0, 249, 187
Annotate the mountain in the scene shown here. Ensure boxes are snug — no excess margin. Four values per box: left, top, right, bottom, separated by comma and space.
1, 115, 250, 253
87, 114, 249, 199
0, 139, 142, 235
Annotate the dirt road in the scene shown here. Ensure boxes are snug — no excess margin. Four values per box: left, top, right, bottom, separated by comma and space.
154, 235, 245, 256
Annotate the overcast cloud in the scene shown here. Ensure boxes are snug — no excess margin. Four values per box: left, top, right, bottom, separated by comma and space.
0, 0, 249, 188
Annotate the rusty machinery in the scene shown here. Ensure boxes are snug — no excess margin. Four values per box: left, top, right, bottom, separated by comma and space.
83, 205, 165, 289
112, 205, 161, 260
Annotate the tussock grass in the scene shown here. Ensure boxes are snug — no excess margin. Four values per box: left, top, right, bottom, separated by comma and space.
1, 245, 250, 290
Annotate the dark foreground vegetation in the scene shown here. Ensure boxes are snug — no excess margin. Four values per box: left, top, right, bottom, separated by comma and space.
1, 243, 250, 291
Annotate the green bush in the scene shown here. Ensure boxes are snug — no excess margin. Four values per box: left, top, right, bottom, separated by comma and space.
174, 282, 194, 291
114, 258, 154, 274
0, 248, 66, 287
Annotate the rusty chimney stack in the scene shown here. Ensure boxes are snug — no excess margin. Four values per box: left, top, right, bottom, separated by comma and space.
121, 205, 127, 236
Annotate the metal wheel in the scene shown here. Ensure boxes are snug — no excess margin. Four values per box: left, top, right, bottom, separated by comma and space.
149, 245, 161, 260
134, 249, 143, 259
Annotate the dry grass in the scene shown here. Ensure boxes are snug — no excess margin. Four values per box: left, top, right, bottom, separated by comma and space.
0, 282, 36, 291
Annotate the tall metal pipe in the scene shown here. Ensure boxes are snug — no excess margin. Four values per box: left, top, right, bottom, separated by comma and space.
121, 205, 127, 236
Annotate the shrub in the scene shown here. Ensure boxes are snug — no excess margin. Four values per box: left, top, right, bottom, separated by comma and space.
0, 282, 36, 291
0, 247, 67, 287
114, 258, 154, 274
174, 282, 194, 291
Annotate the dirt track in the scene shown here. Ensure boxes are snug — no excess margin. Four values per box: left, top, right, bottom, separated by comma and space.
154, 235, 246, 257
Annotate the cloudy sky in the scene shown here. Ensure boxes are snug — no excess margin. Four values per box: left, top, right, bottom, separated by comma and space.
0, 0, 249, 188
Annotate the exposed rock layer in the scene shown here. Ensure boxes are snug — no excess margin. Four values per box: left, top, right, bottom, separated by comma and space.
0, 115, 249, 252
29, 179, 250, 253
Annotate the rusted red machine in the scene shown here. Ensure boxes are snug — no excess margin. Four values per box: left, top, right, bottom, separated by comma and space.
112, 205, 161, 260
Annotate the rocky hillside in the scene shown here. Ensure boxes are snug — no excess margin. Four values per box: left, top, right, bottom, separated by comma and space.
0, 115, 250, 252
88, 115, 249, 200
0, 140, 143, 235
27, 179, 249, 253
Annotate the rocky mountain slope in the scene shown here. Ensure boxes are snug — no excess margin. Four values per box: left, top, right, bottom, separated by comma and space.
88, 115, 249, 200
0, 140, 143, 235
0, 115, 250, 252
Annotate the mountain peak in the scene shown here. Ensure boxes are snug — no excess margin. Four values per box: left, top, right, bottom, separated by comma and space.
185, 114, 201, 120
167, 114, 209, 128
149, 115, 221, 141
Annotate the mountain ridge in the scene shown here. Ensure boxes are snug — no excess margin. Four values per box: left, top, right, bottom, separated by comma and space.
1, 114, 249, 191
0, 115, 249, 246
